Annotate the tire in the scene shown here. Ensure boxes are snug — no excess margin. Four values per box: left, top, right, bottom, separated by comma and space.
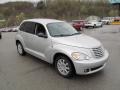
0, 33, 2, 39
17, 42, 26, 56
55, 55, 74, 78
107, 22, 109, 25
93, 24, 96, 28
0, 35, 1, 39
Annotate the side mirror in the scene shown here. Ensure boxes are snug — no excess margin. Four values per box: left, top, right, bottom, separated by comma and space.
37, 33, 48, 38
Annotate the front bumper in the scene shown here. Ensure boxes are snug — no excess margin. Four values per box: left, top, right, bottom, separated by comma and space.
85, 23, 102, 27
72, 50, 109, 75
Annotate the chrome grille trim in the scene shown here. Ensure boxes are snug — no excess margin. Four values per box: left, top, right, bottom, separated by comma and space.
92, 47, 104, 58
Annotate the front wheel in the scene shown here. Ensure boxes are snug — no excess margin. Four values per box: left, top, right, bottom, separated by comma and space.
55, 56, 74, 78
17, 42, 26, 56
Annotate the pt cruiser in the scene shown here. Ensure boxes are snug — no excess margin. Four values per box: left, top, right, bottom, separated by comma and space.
15, 19, 109, 78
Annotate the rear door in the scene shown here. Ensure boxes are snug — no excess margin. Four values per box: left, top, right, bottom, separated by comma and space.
19, 22, 36, 50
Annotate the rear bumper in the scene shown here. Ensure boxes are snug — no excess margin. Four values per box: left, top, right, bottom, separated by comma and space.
73, 50, 109, 75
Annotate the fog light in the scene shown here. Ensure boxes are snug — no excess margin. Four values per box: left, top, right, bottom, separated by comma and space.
84, 69, 90, 73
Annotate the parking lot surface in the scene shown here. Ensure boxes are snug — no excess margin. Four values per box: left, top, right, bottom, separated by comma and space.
0, 25, 120, 90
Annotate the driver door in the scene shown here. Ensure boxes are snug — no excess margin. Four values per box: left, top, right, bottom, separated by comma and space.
32, 23, 52, 61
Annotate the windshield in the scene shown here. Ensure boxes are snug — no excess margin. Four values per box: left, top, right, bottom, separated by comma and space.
47, 22, 80, 37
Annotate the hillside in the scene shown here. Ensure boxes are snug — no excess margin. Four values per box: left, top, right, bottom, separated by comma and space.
0, 0, 118, 27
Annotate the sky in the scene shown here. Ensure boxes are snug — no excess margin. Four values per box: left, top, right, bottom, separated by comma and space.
0, 0, 41, 3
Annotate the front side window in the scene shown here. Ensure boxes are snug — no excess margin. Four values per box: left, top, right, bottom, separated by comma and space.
47, 22, 80, 37
35, 23, 47, 35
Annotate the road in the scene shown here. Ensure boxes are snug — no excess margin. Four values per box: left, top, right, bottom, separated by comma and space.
0, 25, 120, 90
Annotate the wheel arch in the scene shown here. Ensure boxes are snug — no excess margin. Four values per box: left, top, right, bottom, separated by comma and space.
53, 52, 76, 73
16, 40, 21, 45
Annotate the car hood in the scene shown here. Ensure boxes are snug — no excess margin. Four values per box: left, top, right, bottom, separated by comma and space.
52, 34, 101, 48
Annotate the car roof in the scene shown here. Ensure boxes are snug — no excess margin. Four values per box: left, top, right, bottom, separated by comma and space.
23, 18, 64, 25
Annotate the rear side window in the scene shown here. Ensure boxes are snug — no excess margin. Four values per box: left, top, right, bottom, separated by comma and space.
19, 22, 36, 34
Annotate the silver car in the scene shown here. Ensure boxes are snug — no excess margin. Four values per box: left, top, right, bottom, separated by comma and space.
15, 19, 109, 78
85, 20, 103, 28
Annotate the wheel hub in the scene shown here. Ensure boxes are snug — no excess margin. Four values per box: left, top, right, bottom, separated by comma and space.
57, 59, 70, 75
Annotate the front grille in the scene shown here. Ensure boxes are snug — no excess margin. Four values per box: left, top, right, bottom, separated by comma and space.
92, 47, 104, 58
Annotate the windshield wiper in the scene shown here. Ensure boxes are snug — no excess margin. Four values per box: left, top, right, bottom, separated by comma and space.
53, 34, 72, 37
71, 32, 80, 36
53, 32, 80, 37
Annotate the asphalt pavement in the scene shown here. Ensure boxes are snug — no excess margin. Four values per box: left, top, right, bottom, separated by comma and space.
0, 25, 120, 90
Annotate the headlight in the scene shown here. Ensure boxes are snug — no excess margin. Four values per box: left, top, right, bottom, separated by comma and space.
71, 52, 90, 60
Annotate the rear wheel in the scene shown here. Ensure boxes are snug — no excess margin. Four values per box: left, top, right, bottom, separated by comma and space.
100, 24, 103, 27
55, 55, 74, 78
17, 42, 26, 56
93, 24, 96, 28
107, 22, 109, 25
